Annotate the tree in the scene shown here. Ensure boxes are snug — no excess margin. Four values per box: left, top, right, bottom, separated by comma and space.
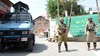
96, 0, 100, 23
46, 0, 86, 18
65, 0, 86, 16
46, 0, 64, 18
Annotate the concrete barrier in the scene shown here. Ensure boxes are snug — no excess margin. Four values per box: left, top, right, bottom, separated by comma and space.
67, 36, 100, 42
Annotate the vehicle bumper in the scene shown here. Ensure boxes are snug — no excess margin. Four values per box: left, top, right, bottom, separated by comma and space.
0, 35, 32, 42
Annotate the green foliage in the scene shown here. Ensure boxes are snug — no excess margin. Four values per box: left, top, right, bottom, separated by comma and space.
46, 0, 64, 18
46, 0, 86, 18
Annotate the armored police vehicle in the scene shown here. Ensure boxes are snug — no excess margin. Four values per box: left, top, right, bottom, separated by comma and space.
0, 1, 35, 52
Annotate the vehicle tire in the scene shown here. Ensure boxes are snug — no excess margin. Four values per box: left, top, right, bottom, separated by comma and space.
33, 41, 35, 46
33, 34, 35, 46
0, 42, 3, 52
27, 38, 33, 52
2, 43, 5, 49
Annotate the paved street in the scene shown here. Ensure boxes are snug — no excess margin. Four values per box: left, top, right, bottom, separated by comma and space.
0, 36, 100, 56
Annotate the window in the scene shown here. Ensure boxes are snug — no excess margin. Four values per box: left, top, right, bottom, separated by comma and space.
2, 14, 31, 23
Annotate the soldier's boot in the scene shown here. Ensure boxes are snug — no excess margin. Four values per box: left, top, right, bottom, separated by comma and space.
64, 44, 68, 51
87, 43, 90, 51
58, 45, 61, 53
93, 43, 97, 51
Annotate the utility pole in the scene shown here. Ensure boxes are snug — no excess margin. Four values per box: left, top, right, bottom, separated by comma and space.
57, 0, 60, 25
96, 0, 100, 23
60, 0, 65, 16
67, 0, 73, 35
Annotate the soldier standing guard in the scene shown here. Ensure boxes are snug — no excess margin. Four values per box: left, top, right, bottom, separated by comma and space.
57, 19, 68, 53
85, 18, 98, 51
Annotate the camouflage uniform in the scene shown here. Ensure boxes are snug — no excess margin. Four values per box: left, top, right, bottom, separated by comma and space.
57, 22, 68, 53
85, 20, 98, 51
86, 21, 97, 43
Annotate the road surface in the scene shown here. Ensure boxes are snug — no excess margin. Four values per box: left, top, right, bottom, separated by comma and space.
0, 36, 100, 56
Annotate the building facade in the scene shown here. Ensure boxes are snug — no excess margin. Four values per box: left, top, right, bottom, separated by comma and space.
89, 10, 100, 14
34, 16, 50, 36
0, 0, 12, 19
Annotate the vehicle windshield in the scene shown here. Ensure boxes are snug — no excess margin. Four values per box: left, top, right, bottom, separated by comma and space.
1, 14, 31, 23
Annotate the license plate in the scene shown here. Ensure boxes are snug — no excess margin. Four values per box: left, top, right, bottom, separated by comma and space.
21, 38, 27, 41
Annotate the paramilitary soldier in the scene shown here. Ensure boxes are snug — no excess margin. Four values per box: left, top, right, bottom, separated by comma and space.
57, 19, 68, 53
85, 18, 98, 51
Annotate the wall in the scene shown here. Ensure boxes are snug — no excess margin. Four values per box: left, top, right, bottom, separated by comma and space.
49, 18, 56, 37
56, 14, 100, 37
34, 16, 50, 36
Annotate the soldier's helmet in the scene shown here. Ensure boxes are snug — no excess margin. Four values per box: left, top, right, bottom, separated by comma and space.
88, 17, 92, 20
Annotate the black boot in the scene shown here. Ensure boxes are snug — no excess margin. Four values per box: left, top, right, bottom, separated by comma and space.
87, 43, 90, 51
64, 44, 68, 51
93, 43, 97, 51
58, 45, 61, 53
